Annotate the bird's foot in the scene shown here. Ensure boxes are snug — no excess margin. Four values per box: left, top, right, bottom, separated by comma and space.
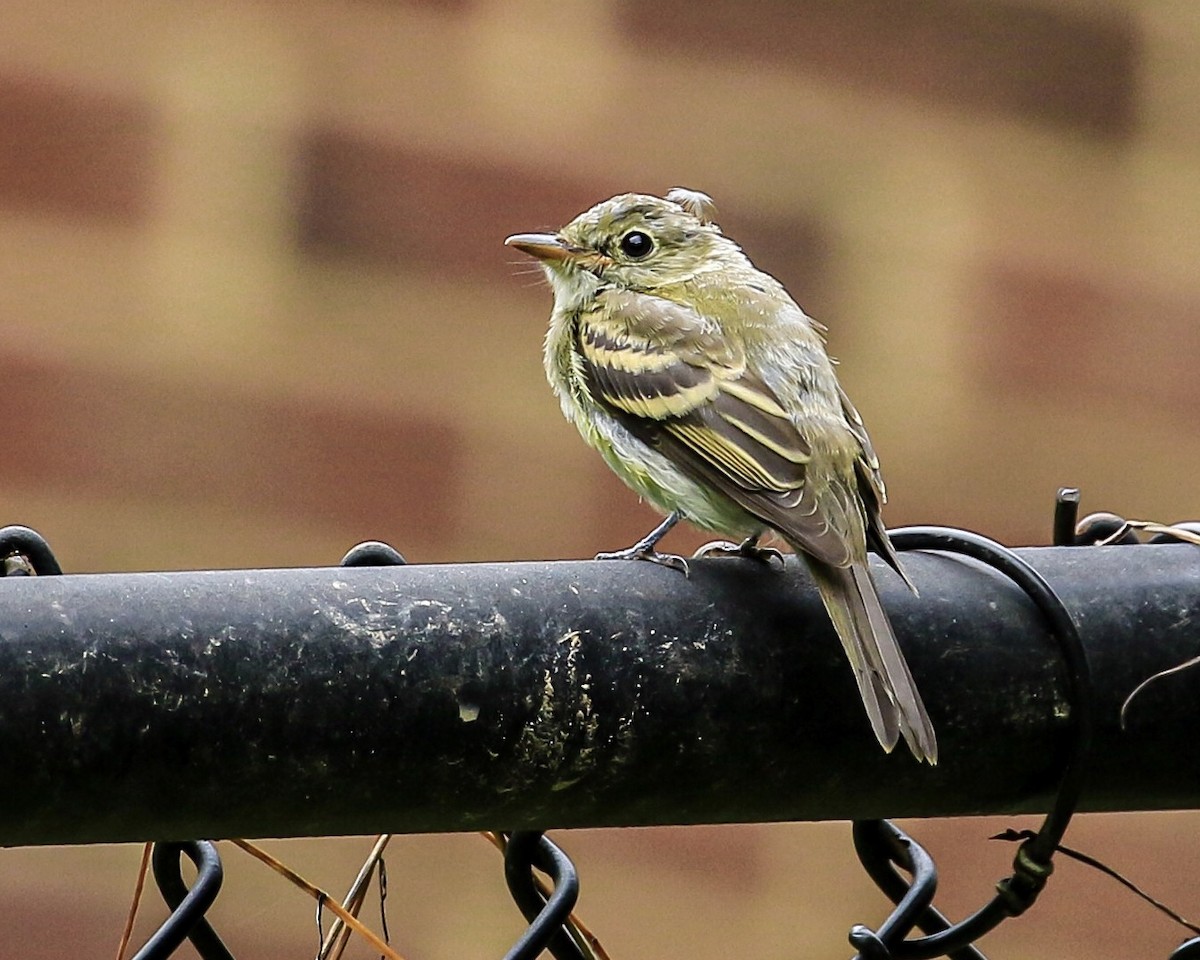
595, 544, 690, 576
693, 536, 785, 568
594, 511, 689, 575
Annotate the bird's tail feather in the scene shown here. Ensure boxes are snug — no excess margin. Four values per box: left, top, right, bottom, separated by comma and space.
804, 557, 938, 764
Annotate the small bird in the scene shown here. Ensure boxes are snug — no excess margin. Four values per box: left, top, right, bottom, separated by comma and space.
505, 188, 936, 763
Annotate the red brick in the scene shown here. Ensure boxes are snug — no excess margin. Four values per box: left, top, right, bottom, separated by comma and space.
617, 0, 1137, 140
974, 262, 1200, 412
296, 134, 621, 280
0, 353, 461, 539
0, 74, 156, 222
295, 134, 832, 298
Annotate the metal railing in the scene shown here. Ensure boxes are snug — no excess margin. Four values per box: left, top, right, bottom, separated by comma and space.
3, 503, 1199, 959
1, 525, 1197, 845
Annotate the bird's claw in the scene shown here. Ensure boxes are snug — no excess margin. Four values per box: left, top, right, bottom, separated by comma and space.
693, 537, 785, 568
692, 539, 740, 558
595, 546, 690, 577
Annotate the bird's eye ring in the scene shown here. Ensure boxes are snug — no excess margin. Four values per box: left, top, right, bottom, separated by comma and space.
618, 231, 654, 260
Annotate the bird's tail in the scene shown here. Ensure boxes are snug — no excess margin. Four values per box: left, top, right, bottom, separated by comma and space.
803, 557, 938, 764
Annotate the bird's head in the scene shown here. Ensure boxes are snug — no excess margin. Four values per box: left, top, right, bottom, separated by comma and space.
506, 188, 745, 305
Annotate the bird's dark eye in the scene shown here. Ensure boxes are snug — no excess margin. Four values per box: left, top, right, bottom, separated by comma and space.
619, 231, 654, 260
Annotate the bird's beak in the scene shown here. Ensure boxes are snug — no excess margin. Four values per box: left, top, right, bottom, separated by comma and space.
504, 233, 573, 263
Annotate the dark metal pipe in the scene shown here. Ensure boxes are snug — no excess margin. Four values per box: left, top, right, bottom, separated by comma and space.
0, 545, 1196, 846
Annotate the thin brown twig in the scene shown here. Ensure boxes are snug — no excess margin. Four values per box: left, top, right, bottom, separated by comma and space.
115, 842, 153, 960
323, 881, 368, 960
320, 834, 393, 960
322, 874, 369, 960
229, 839, 408, 960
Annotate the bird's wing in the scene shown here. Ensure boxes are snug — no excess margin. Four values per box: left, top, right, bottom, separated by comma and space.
578, 289, 856, 567
838, 384, 885, 508
839, 383, 915, 589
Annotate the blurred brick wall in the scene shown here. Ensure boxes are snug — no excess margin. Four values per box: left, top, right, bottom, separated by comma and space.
1, 1, 1198, 957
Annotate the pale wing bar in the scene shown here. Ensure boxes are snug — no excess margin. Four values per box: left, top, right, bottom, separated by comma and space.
576, 295, 857, 567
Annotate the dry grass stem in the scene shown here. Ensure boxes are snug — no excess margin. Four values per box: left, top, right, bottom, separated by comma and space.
115, 842, 153, 960
229, 839, 408, 960
319, 834, 393, 960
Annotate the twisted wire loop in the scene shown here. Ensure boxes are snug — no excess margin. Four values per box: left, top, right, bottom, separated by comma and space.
848, 524, 1094, 960
502, 832, 587, 960
340, 540, 407, 567
848, 821, 986, 960
132, 841, 234, 960
0, 525, 63, 576
1172, 938, 1200, 959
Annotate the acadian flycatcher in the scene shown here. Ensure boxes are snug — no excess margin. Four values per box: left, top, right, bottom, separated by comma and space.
506, 187, 936, 763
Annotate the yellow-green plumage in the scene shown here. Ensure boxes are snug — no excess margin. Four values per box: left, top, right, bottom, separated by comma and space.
506, 188, 937, 764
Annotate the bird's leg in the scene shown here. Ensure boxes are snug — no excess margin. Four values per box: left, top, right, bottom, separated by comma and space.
693, 534, 785, 567
595, 511, 689, 575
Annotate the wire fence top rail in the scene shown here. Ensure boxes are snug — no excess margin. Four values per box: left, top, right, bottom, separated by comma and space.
0, 542, 1197, 846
